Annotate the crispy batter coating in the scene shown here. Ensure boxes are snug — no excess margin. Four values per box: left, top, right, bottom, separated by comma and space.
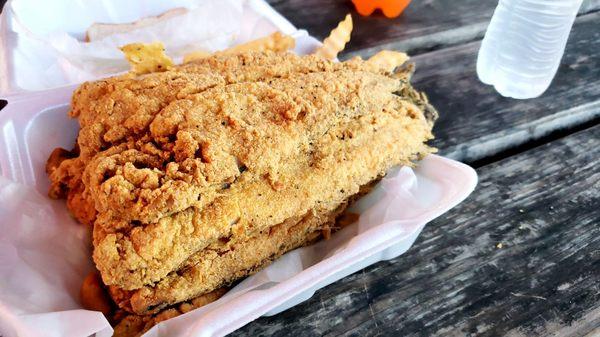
112, 288, 227, 337
93, 78, 432, 290
47, 52, 436, 299
111, 182, 372, 315
48, 52, 357, 224
113, 202, 344, 314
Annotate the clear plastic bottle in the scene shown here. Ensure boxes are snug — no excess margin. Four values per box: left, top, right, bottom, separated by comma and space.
477, 0, 583, 99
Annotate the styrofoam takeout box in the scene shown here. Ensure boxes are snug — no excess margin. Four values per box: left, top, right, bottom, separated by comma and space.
0, 1, 478, 336
0, 84, 478, 336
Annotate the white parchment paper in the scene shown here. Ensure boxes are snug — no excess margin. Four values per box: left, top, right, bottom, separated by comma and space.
0, 0, 298, 93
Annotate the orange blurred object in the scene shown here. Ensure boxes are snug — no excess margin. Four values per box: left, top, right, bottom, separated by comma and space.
352, 0, 412, 18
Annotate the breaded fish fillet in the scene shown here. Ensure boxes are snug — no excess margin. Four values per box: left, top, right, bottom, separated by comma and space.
47, 52, 367, 225
110, 201, 348, 314
110, 183, 366, 315
47, 51, 436, 305
90, 72, 433, 290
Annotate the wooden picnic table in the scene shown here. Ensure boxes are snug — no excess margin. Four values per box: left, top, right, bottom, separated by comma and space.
229, 1, 600, 336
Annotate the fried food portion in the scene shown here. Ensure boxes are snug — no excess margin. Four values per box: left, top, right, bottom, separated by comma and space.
47, 51, 436, 300
111, 182, 369, 315
48, 52, 423, 227
80, 272, 112, 315
111, 201, 346, 315
87, 67, 434, 290
112, 288, 226, 337
120, 42, 174, 75
86, 68, 408, 223
365, 50, 410, 73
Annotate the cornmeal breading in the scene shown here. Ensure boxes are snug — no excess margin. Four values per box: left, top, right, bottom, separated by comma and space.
47, 52, 417, 225
112, 288, 227, 337
90, 74, 434, 290
47, 52, 437, 317
110, 199, 349, 315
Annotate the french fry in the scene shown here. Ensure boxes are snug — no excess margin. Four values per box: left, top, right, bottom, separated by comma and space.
365, 50, 409, 73
314, 14, 353, 60
120, 42, 174, 74
183, 32, 295, 63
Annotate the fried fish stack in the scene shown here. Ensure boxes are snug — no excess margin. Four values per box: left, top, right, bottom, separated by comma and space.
46, 51, 437, 318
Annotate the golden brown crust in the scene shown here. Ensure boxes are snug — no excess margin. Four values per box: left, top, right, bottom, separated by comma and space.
112, 288, 227, 337
116, 202, 346, 315
91, 71, 432, 289
47, 51, 435, 294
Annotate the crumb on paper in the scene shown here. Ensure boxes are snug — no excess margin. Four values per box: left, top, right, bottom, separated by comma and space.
120, 42, 174, 74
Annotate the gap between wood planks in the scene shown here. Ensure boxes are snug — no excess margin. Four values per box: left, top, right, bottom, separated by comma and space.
407, 10, 600, 169
468, 114, 600, 169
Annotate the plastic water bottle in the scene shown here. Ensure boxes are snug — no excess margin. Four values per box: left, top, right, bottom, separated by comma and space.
477, 0, 583, 99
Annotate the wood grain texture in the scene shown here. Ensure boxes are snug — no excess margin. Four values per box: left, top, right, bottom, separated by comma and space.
410, 11, 600, 164
231, 125, 600, 337
267, 0, 600, 57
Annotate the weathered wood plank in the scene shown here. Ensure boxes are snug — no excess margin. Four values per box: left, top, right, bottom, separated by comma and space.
410, 11, 600, 164
231, 124, 600, 337
0, 0, 598, 58
268, 0, 600, 57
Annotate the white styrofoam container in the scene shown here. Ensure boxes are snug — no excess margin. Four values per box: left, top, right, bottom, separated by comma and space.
0, 80, 477, 336
0, 1, 478, 336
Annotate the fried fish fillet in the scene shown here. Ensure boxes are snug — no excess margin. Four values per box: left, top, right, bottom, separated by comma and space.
47, 51, 436, 313
110, 201, 348, 314
47, 52, 349, 225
